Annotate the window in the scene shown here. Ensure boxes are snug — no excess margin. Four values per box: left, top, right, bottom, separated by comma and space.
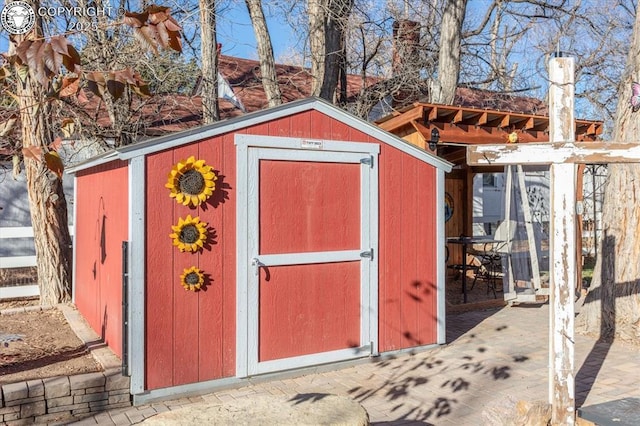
482, 173, 496, 187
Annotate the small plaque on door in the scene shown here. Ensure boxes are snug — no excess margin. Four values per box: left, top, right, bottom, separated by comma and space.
301, 139, 323, 150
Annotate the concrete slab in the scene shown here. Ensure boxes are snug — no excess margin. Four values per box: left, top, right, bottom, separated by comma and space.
578, 397, 640, 426
139, 394, 369, 425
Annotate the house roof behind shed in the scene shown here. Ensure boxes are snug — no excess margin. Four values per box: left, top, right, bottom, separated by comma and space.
67, 97, 453, 174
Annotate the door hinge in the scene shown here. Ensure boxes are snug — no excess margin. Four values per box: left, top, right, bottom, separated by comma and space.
360, 249, 374, 260
360, 156, 373, 167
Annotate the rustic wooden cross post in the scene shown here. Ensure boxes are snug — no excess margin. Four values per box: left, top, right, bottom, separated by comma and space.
467, 56, 640, 424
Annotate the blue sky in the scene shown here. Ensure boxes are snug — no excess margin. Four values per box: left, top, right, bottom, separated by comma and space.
0, 0, 296, 61
215, 2, 298, 62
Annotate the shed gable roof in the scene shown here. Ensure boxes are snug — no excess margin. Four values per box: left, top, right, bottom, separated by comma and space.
67, 98, 453, 174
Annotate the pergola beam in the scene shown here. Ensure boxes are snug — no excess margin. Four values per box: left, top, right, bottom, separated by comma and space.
467, 141, 640, 165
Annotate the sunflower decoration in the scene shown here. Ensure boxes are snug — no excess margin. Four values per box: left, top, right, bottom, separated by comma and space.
169, 215, 208, 252
180, 266, 205, 291
165, 156, 217, 207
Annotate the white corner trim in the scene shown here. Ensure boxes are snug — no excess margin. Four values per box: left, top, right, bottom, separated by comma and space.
71, 175, 78, 304
128, 156, 146, 393
235, 138, 249, 378
436, 169, 446, 345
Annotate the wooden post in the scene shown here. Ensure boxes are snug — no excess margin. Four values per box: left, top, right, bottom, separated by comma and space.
516, 164, 542, 291
576, 164, 585, 293
503, 166, 515, 296
548, 56, 576, 425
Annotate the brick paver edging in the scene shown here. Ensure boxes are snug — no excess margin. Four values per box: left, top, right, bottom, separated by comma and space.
0, 369, 131, 424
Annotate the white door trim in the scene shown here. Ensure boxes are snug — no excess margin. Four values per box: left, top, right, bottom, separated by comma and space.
236, 134, 379, 378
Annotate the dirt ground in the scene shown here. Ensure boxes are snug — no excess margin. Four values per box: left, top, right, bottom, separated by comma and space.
0, 299, 102, 386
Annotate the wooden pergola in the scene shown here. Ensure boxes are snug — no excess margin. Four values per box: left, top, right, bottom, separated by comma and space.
376, 92, 604, 292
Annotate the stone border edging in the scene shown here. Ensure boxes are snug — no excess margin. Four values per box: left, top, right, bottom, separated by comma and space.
0, 304, 133, 424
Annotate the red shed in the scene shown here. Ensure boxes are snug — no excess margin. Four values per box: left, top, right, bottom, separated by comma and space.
69, 98, 452, 403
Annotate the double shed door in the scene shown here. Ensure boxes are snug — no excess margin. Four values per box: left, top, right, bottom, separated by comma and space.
237, 135, 379, 377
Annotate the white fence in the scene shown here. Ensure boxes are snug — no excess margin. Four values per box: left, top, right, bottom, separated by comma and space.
0, 226, 74, 299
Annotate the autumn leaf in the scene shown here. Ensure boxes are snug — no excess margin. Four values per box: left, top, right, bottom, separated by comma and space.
131, 82, 151, 98
26, 41, 51, 86
61, 44, 81, 74
146, 5, 170, 15
22, 146, 43, 160
148, 10, 169, 25
134, 26, 159, 54
168, 33, 182, 53
49, 35, 70, 57
156, 21, 170, 48
49, 136, 64, 150
15, 40, 32, 65
123, 11, 149, 28
164, 17, 181, 32
59, 76, 79, 97
106, 73, 125, 100
86, 71, 107, 98
43, 43, 62, 74
116, 68, 138, 85
25, 40, 42, 70
123, 6, 182, 54
44, 151, 64, 178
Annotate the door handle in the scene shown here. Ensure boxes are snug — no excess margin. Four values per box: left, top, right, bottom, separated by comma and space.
251, 257, 263, 276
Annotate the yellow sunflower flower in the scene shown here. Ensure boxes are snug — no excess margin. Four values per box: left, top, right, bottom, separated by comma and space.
165, 156, 217, 207
169, 215, 208, 252
180, 266, 205, 291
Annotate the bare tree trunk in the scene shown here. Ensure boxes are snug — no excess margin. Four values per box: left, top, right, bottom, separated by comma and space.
200, 0, 219, 123
430, 0, 467, 104
308, 0, 326, 97
245, 0, 282, 107
12, 3, 72, 304
319, 0, 353, 102
308, 0, 353, 102
576, 11, 640, 343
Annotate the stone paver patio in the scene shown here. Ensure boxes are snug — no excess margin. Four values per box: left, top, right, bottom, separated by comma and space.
69, 303, 640, 425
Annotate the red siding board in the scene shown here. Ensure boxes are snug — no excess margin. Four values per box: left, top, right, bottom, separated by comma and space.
170, 144, 201, 386
197, 135, 226, 381
75, 161, 128, 359
400, 153, 419, 349
145, 149, 176, 390
244, 122, 270, 135
416, 166, 438, 344
287, 111, 312, 138
221, 132, 237, 377
330, 117, 352, 141
379, 145, 404, 351
310, 111, 334, 140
